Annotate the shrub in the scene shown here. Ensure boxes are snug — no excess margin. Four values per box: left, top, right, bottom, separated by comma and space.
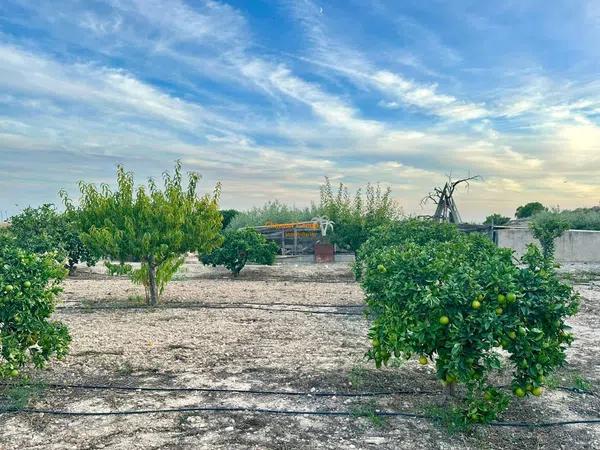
228, 201, 319, 230
515, 202, 546, 219
530, 211, 570, 259
360, 229, 579, 424
201, 228, 278, 276
483, 213, 510, 226
105, 255, 185, 300
319, 177, 402, 252
553, 207, 600, 231
8, 204, 96, 273
220, 209, 239, 229
65, 162, 223, 305
0, 235, 70, 379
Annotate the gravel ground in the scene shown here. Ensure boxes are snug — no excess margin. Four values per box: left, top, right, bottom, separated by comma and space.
0, 260, 599, 449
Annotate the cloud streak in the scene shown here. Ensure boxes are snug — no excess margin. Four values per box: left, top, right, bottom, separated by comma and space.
0, 0, 599, 220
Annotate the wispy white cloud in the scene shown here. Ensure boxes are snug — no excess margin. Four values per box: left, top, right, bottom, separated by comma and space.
371, 70, 488, 120
0, 44, 197, 125
1, 0, 600, 220
281, 0, 489, 121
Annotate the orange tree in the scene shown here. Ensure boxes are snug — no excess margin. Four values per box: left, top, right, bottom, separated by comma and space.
360, 222, 579, 423
0, 234, 70, 379
9, 204, 97, 274
353, 218, 460, 280
201, 228, 278, 276
64, 162, 223, 305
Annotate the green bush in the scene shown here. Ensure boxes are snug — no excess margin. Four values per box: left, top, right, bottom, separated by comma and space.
360, 229, 579, 424
530, 211, 570, 259
9, 204, 96, 273
220, 209, 239, 229
201, 228, 278, 276
228, 201, 319, 230
319, 178, 402, 253
515, 202, 546, 219
554, 207, 600, 231
104, 255, 185, 300
0, 235, 70, 378
483, 213, 510, 226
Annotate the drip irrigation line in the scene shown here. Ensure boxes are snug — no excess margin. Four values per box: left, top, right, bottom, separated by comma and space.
496, 384, 597, 397
1, 381, 437, 397
3, 405, 600, 428
2, 381, 593, 398
3, 405, 423, 418
55, 303, 365, 316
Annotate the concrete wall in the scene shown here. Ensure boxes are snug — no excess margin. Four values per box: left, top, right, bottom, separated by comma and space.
496, 228, 600, 263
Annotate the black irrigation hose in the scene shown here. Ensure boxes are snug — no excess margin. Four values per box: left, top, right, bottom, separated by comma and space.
495, 384, 597, 397
1, 381, 437, 397
3, 405, 426, 419
3, 381, 594, 398
4, 405, 600, 428
55, 303, 365, 316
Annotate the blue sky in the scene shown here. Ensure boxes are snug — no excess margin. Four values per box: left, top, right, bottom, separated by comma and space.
1, 0, 599, 220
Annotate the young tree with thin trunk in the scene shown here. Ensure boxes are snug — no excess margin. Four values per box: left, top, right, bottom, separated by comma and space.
64, 162, 223, 305
200, 228, 278, 276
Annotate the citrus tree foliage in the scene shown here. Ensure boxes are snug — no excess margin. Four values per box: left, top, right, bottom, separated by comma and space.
67, 162, 223, 305
0, 235, 70, 379
515, 202, 546, 219
201, 228, 278, 276
360, 225, 579, 424
9, 204, 60, 255
483, 213, 510, 226
9, 204, 96, 273
530, 211, 570, 259
319, 177, 402, 252
354, 219, 460, 280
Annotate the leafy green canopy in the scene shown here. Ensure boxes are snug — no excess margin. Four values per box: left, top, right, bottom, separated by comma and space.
0, 235, 70, 379
354, 218, 459, 280
201, 228, 278, 276
66, 162, 223, 304
220, 209, 239, 230
9, 204, 96, 272
530, 211, 570, 259
361, 228, 578, 425
483, 213, 510, 226
515, 202, 547, 219
536, 207, 600, 231
319, 178, 402, 253
227, 200, 319, 230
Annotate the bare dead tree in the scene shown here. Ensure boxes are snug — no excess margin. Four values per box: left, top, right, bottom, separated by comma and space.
421, 174, 481, 224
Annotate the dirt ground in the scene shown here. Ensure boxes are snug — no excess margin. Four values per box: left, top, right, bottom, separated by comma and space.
0, 259, 599, 449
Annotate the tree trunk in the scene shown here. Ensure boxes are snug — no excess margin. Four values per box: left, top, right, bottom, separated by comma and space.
147, 263, 159, 306
68, 260, 77, 276
444, 382, 456, 405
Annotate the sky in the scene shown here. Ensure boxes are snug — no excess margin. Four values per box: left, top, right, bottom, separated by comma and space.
1, 0, 599, 221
